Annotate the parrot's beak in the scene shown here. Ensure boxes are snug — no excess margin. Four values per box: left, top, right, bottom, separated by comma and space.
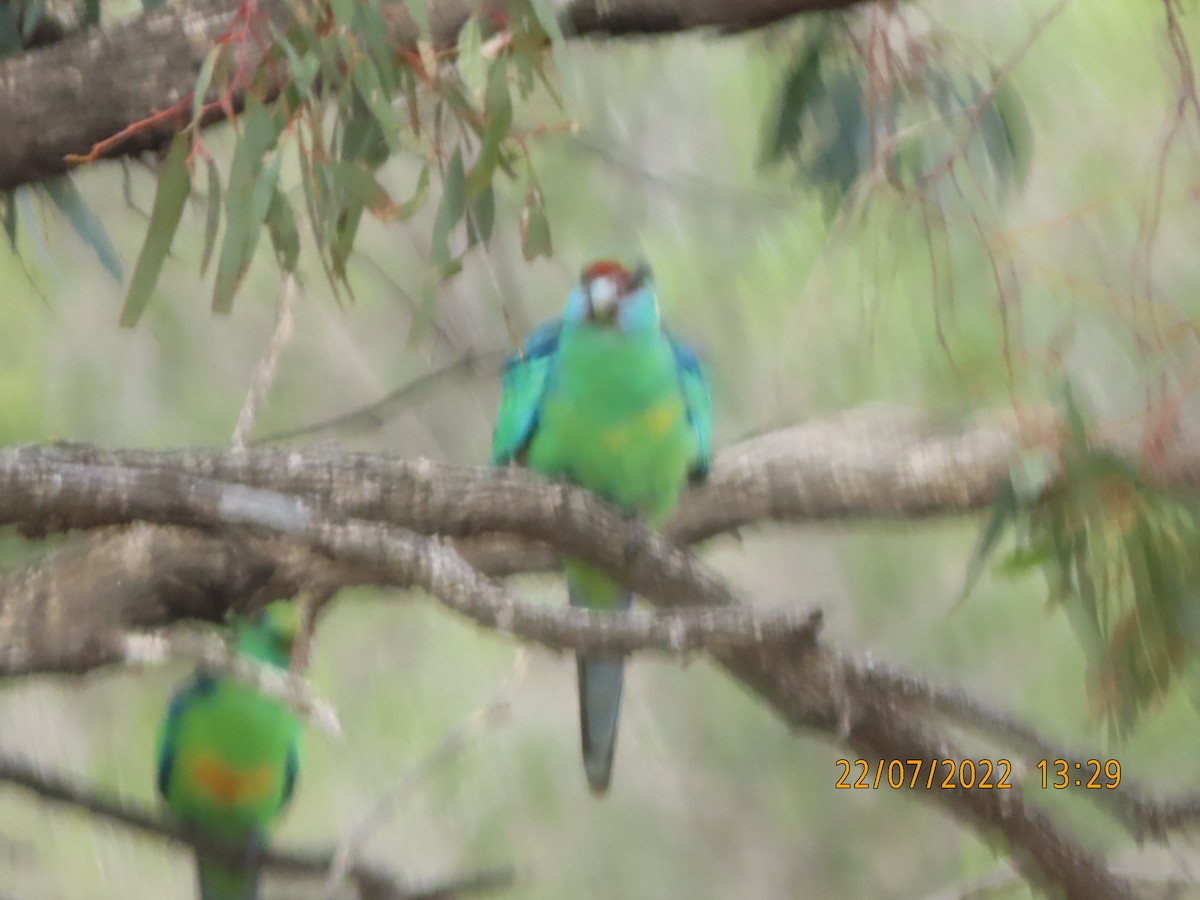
585, 275, 621, 322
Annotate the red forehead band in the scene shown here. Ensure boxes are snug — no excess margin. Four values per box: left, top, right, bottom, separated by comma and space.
581, 260, 629, 283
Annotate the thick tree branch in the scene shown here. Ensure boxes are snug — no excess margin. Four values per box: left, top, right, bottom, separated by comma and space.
0, 0, 872, 191
0, 409, 1054, 673
15, 406, 1052, 560
0, 524, 354, 675
0, 413, 1147, 897
0, 457, 819, 674
0, 754, 513, 900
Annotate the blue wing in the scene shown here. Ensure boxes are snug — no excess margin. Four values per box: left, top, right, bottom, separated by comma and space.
666, 330, 713, 483
490, 319, 562, 465
156, 673, 216, 799
281, 740, 299, 809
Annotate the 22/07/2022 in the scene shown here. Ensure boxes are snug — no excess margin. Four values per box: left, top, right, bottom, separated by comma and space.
833, 758, 1122, 790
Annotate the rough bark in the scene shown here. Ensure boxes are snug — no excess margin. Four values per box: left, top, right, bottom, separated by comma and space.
0, 408, 1162, 897
0, 0, 872, 191
0, 407, 1050, 672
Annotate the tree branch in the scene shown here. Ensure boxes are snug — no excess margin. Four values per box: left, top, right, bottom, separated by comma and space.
0, 753, 514, 900
0, 408, 1053, 674
0, 0, 873, 191
0, 456, 820, 674
0, 413, 1150, 896
10, 405, 1054, 558
121, 628, 342, 736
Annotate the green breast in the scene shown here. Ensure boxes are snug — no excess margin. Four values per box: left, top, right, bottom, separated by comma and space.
528, 324, 694, 523
163, 681, 297, 833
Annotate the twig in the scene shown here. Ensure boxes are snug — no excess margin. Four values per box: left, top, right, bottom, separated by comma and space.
122, 628, 342, 737
253, 348, 507, 446
0, 753, 513, 900
232, 273, 298, 449
320, 651, 528, 899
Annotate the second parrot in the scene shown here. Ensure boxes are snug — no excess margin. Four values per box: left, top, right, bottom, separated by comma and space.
156, 601, 303, 900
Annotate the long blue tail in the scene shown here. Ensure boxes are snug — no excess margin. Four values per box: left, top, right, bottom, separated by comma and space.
570, 581, 632, 795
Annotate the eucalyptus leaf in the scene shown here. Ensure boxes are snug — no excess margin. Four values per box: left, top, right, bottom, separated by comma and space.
467, 59, 512, 196
2, 191, 16, 249
0, 4, 21, 56
431, 148, 467, 269
519, 183, 551, 260
41, 174, 123, 282
761, 19, 831, 165
267, 191, 300, 272
120, 133, 192, 327
200, 158, 222, 276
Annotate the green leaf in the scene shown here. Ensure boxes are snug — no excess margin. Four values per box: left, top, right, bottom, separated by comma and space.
1062, 380, 1090, 453
519, 183, 552, 260
528, 0, 569, 92
331, 203, 364, 280
266, 190, 300, 271
280, 38, 320, 98
41, 174, 123, 281
212, 100, 282, 312
16, 189, 49, 269
958, 479, 1018, 604
2, 191, 16, 249
806, 69, 867, 214
1009, 447, 1058, 503
141, 0, 167, 9
397, 164, 430, 219
431, 147, 466, 269
352, 58, 403, 152
82, 0, 100, 26
467, 181, 494, 248
120, 133, 192, 326
191, 45, 222, 127
0, 4, 21, 57
456, 14, 485, 102
250, 151, 285, 228
356, 0, 401, 92
404, 0, 429, 37
995, 542, 1055, 577
981, 77, 1033, 193
200, 157, 222, 276
467, 59, 512, 196
339, 106, 390, 169
761, 19, 830, 164
326, 160, 397, 219
20, 0, 45, 42
327, 0, 355, 28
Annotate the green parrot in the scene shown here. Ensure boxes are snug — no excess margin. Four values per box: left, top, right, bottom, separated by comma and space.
491, 257, 713, 794
156, 601, 302, 900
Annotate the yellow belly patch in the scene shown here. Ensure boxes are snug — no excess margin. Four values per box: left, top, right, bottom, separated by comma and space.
191, 755, 276, 808
599, 401, 682, 452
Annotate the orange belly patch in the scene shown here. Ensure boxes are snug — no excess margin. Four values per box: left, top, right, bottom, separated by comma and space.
191, 755, 276, 808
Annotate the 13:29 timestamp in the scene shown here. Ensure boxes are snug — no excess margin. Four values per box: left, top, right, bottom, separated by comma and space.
1037, 758, 1121, 789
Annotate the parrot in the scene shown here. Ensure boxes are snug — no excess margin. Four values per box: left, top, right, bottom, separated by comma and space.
491, 256, 713, 795
156, 600, 303, 900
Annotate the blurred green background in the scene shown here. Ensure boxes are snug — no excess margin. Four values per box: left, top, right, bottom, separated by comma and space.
2, 0, 1200, 897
